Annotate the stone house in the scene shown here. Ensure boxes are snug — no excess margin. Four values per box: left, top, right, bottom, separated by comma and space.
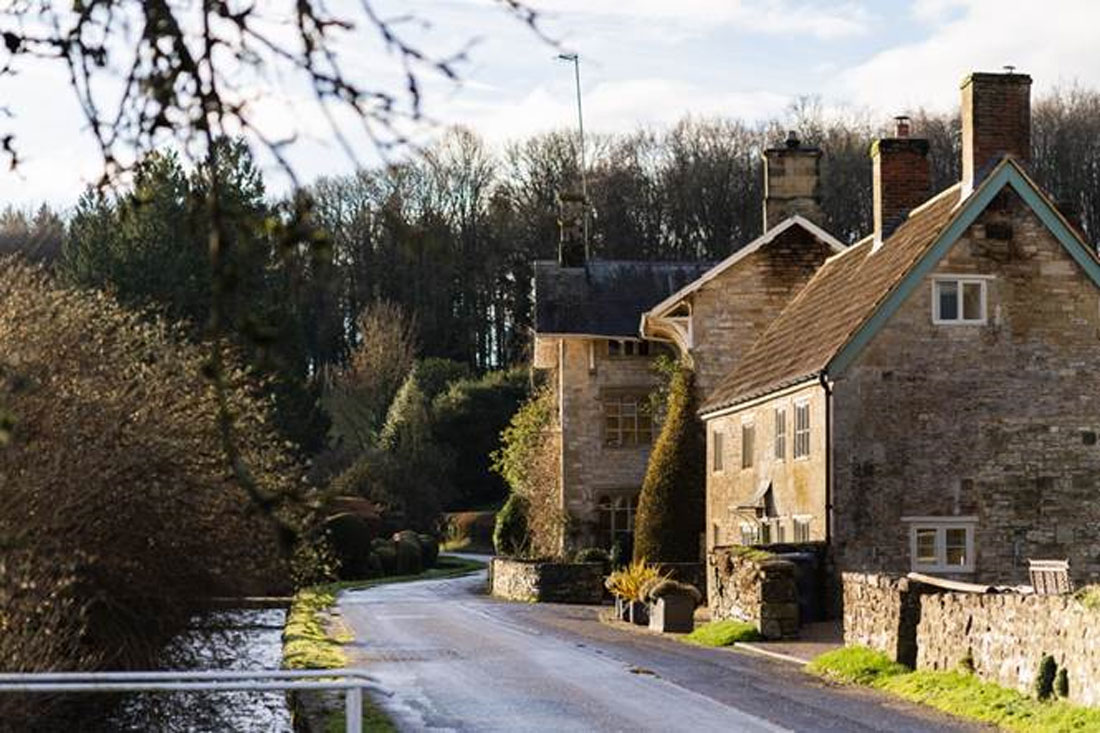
699, 71, 1100, 585
532, 218, 709, 554
641, 135, 846, 401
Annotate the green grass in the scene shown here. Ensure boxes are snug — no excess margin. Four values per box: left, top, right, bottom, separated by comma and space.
806, 646, 908, 685
682, 619, 763, 647
807, 646, 1100, 732
319, 554, 486, 595
324, 702, 397, 733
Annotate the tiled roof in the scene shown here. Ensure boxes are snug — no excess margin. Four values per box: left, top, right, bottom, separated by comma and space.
701, 184, 963, 413
534, 260, 713, 338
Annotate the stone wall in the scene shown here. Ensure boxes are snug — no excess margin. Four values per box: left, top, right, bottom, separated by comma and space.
841, 572, 923, 666
833, 192, 1100, 584
489, 557, 604, 604
842, 572, 1100, 706
709, 547, 798, 639
917, 592, 1100, 706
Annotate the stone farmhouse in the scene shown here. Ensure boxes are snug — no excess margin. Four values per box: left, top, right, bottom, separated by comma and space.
700, 71, 1100, 585
532, 202, 709, 555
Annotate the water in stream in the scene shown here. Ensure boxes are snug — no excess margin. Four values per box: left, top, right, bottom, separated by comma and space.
108, 608, 293, 732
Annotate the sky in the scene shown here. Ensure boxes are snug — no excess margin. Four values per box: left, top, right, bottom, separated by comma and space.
3, 0, 1100, 208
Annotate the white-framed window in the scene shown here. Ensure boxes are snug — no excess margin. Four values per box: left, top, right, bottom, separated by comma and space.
597, 494, 639, 550
793, 401, 811, 459
793, 516, 811, 542
741, 420, 755, 469
603, 395, 654, 447
774, 519, 786, 544
740, 523, 759, 546
712, 430, 725, 473
904, 517, 976, 573
932, 276, 988, 324
774, 407, 787, 460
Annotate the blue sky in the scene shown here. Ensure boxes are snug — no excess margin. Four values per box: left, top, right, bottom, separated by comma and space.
2, 0, 1098, 207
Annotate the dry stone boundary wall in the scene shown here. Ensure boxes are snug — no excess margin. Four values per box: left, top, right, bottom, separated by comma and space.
489, 557, 604, 604
842, 572, 1100, 706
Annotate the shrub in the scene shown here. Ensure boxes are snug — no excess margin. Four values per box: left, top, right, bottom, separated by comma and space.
1035, 655, 1057, 700
371, 541, 397, 575
443, 510, 496, 551
493, 493, 529, 556
574, 547, 610, 564
393, 538, 423, 575
418, 534, 440, 568
492, 382, 564, 557
393, 530, 422, 549
633, 365, 705, 563
684, 620, 762, 647
325, 514, 375, 579
0, 259, 303, 724
646, 579, 702, 606
1055, 668, 1070, 699
413, 358, 473, 402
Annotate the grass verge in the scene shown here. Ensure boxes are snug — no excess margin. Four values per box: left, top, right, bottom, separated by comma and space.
283, 555, 485, 731
682, 619, 763, 647
808, 646, 1100, 732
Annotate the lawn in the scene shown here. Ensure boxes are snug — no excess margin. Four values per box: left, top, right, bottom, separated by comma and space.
808, 647, 1100, 732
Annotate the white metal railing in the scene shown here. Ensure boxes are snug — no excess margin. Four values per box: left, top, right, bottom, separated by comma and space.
0, 668, 377, 733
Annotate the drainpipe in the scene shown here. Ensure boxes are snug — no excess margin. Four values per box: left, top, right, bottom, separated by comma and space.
819, 371, 834, 545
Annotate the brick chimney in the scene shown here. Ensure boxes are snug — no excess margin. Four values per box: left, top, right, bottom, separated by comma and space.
762, 131, 823, 232
872, 116, 930, 245
961, 70, 1032, 191
557, 191, 587, 267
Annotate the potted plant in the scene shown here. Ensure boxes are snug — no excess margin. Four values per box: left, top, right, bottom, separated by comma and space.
605, 560, 668, 625
645, 579, 701, 633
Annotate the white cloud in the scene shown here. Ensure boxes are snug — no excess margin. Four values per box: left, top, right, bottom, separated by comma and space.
835, 0, 1100, 114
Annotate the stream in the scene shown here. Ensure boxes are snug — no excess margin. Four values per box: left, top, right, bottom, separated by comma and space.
108, 608, 293, 732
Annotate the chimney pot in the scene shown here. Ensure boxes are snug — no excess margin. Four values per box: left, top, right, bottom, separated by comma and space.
785, 130, 800, 149
894, 115, 911, 138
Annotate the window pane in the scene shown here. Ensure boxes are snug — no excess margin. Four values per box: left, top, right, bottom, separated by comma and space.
713, 432, 724, 472
962, 282, 983, 321
775, 409, 786, 459
638, 341, 650, 356
945, 528, 968, 566
916, 529, 938, 564
608, 340, 621, 356
937, 281, 959, 320
742, 424, 754, 468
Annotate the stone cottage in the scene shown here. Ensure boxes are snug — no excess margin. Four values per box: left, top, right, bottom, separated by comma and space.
700, 71, 1100, 585
641, 134, 846, 401
532, 201, 709, 555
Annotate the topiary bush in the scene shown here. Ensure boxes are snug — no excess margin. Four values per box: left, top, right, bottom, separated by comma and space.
418, 534, 440, 568
1035, 654, 1057, 700
646, 578, 703, 606
493, 493, 529, 557
633, 365, 705, 563
393, 537, 423, 575
1055, 667, 1070, 699
325, 514, 375, 579
371, 539, 397, 576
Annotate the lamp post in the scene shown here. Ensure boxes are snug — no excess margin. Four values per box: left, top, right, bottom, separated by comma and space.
557, 52, 589, 256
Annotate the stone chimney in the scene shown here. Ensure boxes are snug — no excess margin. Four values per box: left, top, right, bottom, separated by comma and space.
557, 191, 587, 267
961, 70, 1032, 191
762, 131, 823, 232
872, 115, 930, 244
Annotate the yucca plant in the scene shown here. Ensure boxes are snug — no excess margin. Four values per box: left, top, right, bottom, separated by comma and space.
605, 560, 670, 601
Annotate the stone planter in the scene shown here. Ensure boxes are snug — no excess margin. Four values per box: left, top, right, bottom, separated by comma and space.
628, 600, 649, 626
648, 595, 695, 634
614, 596, 630, 622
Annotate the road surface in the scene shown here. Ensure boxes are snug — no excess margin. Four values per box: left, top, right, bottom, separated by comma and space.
339, 565, 981, 732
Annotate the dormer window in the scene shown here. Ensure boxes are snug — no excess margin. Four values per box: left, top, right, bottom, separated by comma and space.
933, 276, 988, 325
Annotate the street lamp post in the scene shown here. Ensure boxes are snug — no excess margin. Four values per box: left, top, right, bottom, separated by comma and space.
557, 52, 589, 257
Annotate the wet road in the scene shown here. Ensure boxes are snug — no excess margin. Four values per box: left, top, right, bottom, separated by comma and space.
339, 565, 981, 733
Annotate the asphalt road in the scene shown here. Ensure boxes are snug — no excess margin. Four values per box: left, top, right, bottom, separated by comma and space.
339, 564, 982, 733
